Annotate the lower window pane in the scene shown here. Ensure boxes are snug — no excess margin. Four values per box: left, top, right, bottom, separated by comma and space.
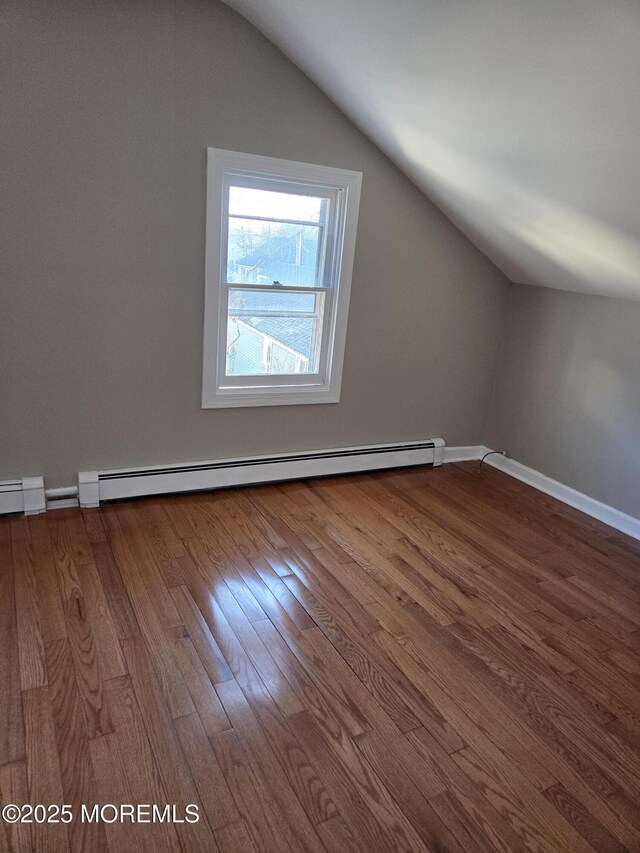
226, 289, 324, 377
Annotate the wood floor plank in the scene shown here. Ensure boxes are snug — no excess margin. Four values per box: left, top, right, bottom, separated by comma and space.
352, 729, 473, 852
28, 516, 67, 643
314, 814, 365, 853
178, 503, 268, 624
169, 584, 234, 686
370, 617, 559, 792
88, 731, 180, 853
96, 674, 180, 853
279, 545, 464, 750
216, 678, 326, 852
252, 616, 371, 742
607, 789, 640, 834
287, 708, 429, 853
45, 638, 107, 852
178, 549, 304, 718
210, 727, 297, 853
47, 514, 84, 601
442, 622, 627, 798
113, 506, 182, 629
408, 727, 528, 853
173, 712, 240, 831
131, 501, 190, 588
0, 521, 25, 765
214, 819, 256, 853
278, 531, 389, 636
452, 746, 597, 853
240, 554, 317, 633
11, 520, 47, 690
427, 789, 500, 853
167, 625, 231, 736
49, 513, 126, 736
0, 760, 31, 853
23, 686, 69, 853
450, 464, 640, 584
88, 734, 140, 853
89, 537, 140, 641
299, 623, 405, 739
280, 555, 457, 739
215, 623, 340, 826
103, 510, 195, 719
543, 782, 628, 853
380, 614, 640, 843
367, 472, 570, 591
309, 477, 497, 629
73, 559, 126, 681
120, 635, 219, 852
233, 490, 289, 550
58, 568, 114, 739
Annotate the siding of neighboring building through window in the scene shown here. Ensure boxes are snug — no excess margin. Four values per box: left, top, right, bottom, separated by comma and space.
226, 317, 309, 375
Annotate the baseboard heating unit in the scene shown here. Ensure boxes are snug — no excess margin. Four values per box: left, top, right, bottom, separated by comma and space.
78, 438, 445, 508
0, 477, 46, 516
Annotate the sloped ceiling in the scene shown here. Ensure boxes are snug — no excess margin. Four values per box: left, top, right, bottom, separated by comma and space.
223, 0, 640, 301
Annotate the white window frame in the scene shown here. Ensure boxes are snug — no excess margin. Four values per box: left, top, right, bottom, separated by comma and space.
202, 148, 362, 408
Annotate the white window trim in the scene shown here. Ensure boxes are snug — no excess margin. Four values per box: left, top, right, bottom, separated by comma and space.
202, 148, 362, 409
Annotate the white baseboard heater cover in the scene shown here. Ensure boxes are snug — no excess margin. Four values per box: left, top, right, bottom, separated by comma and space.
78, 438, 445, 507
0, 477, 46, 516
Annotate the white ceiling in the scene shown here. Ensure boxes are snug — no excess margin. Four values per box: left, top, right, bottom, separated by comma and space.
223, 0, 640, 300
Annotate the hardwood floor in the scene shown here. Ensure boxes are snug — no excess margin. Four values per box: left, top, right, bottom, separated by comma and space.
1, 462, 640, 852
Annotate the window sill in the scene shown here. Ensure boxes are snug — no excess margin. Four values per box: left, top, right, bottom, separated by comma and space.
202, 388, 341, 409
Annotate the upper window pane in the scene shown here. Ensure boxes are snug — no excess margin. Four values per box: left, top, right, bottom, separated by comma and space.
229, 187, 323, 222
227, 218, 322, 286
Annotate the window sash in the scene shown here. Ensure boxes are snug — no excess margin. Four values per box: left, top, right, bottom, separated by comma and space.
222, 175, 340, 290
218, 284, 332, 388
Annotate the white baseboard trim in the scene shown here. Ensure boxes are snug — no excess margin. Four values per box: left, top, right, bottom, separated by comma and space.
441, 445, 486, 464
0, 476, 46, 516
482, 449, 640, 542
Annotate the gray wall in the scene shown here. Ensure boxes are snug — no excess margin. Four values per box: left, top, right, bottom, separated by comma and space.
485, 284, 640, 519
1, 0, 510, 488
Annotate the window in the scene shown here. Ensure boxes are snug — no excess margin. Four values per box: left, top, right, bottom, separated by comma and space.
202, 149, 362, 408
